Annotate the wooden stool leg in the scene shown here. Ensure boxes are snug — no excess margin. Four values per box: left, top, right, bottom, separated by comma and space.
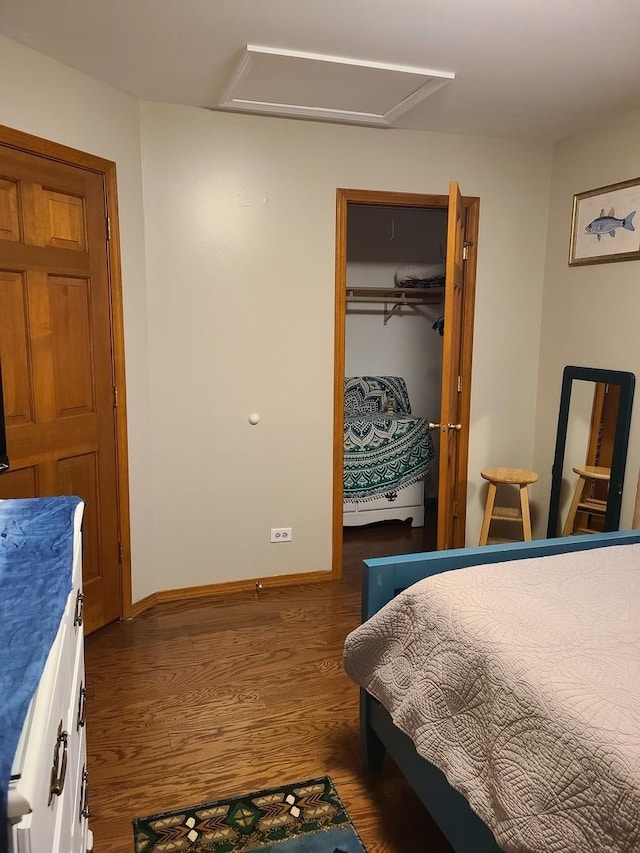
519, 484, 532, 541
562, 476, 586, 536
479, 482, 497, 545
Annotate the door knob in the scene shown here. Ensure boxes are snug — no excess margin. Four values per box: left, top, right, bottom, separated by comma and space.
428, 422, 462, 432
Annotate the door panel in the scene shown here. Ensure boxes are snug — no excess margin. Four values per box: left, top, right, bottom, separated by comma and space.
0, 270, 34, 425
437, 181, 466, 550
42, 189, 87, 250
57, 452, 101, 585
0, 145, 120, 633
0, 178, 21, 241
49, 276, 95, 417
0, 465, 38, 498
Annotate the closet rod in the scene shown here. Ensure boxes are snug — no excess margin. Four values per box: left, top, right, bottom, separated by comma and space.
347, 295, 428, 304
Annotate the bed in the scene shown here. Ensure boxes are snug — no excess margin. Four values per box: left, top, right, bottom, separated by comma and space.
343, 376, 435, 527
343, 531, 640, 852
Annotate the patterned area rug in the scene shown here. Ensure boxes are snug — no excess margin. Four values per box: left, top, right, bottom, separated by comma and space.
133, 777, 367, 852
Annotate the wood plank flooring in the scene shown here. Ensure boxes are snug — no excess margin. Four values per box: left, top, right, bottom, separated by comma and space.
85, 518, 452, 852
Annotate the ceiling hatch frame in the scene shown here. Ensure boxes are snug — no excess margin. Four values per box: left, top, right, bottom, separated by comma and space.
219, 45, 455, 126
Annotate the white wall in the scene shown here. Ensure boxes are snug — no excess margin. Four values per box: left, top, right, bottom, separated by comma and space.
0, 35, 554, 600
0, 36, 154, 600
140, 101, 553, 592
534, 108, 640, 535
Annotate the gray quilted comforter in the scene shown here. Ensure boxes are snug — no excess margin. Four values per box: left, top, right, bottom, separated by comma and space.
343, 544, 640, 852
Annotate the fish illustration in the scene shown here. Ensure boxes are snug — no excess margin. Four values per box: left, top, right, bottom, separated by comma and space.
585, 207, 636, 240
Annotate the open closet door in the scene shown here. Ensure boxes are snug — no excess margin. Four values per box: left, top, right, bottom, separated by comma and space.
436, 181, 466, 550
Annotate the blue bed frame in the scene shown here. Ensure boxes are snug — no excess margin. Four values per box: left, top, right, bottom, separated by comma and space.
360, 529, 640, 852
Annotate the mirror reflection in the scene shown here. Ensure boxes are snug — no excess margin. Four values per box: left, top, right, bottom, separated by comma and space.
560, 381, 619, 535
547, 367, 635, 538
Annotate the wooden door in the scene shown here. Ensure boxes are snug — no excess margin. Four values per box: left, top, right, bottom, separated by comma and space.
436, 181, 466, 550
0, 145, 121, 633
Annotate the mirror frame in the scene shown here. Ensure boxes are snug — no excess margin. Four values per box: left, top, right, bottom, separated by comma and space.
547, 366, 635, 538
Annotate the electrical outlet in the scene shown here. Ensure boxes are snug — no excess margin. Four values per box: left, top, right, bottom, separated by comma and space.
270, 527, 293, 543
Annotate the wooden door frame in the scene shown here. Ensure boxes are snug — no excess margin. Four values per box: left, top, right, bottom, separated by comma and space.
0, 123, 133, 619
332, 188, 480, 576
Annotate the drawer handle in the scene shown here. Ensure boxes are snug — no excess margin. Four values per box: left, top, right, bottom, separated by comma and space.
79, 767, 91, 821
48, 721, 68, 805
74, 590, 84, 627
77, 682, 87, 731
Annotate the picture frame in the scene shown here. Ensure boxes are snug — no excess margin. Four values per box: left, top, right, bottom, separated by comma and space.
569, 177, 640, 266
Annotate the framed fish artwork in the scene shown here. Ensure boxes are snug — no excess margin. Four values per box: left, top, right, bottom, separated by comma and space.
569, 177, 640, 265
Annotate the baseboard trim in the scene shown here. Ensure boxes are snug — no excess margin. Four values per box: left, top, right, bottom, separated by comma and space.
125, 593, 158, 618
127, 569, 335, 617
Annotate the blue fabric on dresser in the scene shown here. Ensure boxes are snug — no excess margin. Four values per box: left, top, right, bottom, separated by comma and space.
0, 496, 82, 852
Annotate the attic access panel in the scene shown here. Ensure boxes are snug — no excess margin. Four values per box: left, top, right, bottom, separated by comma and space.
220, 45, 455, 126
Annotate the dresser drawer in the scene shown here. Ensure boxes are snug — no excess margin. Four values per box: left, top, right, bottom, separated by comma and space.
10, 621, 72, 851
66, 525, 86, 653
55, 727, 87, 853
68, 640, 87, 831
343, 480, 425, 527
349, 480, 424, 512
50, 650, 89, 853
371, 480, 422, 509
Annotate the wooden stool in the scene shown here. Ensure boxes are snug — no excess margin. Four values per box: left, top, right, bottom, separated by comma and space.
479, 467, 538, 545
562, 465, 611, 536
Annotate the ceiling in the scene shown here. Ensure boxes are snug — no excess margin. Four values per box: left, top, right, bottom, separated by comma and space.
2, 0, 640, 142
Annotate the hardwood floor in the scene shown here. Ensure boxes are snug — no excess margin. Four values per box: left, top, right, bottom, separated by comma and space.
85, 516, 451, 852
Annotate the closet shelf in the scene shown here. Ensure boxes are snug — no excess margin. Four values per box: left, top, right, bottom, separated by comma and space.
346, 286, 444, 305
346, 286, 444, 325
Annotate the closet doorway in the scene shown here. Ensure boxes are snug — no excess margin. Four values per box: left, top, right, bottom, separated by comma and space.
332, 185, 479, 575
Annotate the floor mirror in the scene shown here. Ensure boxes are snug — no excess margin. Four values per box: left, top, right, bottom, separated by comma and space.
547, 366, 635, 537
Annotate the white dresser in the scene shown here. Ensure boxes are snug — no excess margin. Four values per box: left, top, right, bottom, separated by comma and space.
7, 501, 93, 853
343, 479, 425, 527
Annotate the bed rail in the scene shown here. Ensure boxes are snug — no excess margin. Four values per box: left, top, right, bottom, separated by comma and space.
362, 529, 640, 621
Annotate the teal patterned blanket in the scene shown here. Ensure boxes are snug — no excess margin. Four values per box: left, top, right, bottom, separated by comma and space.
343, 413, 435, 501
